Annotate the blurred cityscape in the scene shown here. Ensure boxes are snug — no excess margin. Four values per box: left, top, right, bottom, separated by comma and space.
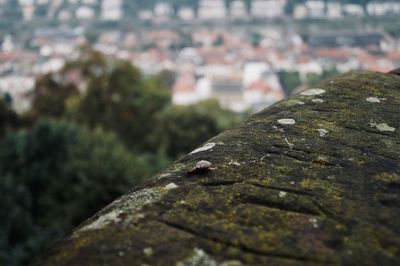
2, 2, 400, 265
1, 0, 400, 113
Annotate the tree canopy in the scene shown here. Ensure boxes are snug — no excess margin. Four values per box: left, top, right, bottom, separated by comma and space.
0, 119, 148, 266
0, 49, 244, 265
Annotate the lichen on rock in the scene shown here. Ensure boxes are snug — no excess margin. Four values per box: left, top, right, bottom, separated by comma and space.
75, 187, 164, 234
32, 70, 400, 266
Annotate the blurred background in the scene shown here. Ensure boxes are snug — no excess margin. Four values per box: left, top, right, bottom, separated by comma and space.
0, 0, 399, 265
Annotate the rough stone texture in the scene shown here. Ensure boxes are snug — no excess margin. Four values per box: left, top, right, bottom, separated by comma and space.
33, 71, 400, 266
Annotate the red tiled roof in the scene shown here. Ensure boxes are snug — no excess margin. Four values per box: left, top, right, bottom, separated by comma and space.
173, 75, 196, 93
0, 51, 37, 61
248, 80, 273, 94
315, 48, 352, 59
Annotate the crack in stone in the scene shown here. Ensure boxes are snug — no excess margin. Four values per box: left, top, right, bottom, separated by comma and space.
156, 219, 331, 264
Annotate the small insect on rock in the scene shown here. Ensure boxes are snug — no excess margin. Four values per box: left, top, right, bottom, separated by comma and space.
187, 160, 213, 176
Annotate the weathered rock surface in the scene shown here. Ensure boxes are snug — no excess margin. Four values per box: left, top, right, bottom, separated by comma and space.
34, 71, 400, 266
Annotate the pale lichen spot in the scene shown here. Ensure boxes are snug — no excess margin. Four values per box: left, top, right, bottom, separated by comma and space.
137, 213, 145, 219
111, 93, 121, 103
159, 173, 171, 179
277, 118, 296, 125
165, 183, 178, 190
272, 125, 284, 133
177, 248, 219, 266
366, 97, 381, 103
317, 155, 329, 163
317, 129, 328, 137
369, 122, 396, 132
347, 250, 353, 256
300, 88, 326, 96
228, 159, 241, 166
312, 98, 324, 103
309, 218, 319, 229
76, 188, 161, 233
196, 160, 212, 169
284, 137, 295, 149
279, 191, 287, 198
189, 142, 217, 155
143, 247, 153, 257
158, 163, 186, 180
78, 210, 123, 232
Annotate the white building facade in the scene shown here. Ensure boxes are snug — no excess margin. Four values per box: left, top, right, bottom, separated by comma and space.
101, 0, 123, 21
250, 0, 287, 19
198, 0, 227, 20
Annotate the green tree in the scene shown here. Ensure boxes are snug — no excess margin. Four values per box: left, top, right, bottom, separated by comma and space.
35, 50, 171, 152
72, 60, 170, 150
0, 119, 149, 266
155, 69, 176, 90
278, 71, 301, 96
62, 49, 108, 80
0, 96, 19, 140
306, 72, 320, 86
321, 68, 339, 80
152, 100, 241, 158
31, 74, 79, 119
305, 69, 340, 87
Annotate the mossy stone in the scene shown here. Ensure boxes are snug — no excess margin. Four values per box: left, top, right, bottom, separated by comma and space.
33, 71, 400, 266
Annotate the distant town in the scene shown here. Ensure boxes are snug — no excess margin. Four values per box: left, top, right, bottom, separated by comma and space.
1, 0, 400, 113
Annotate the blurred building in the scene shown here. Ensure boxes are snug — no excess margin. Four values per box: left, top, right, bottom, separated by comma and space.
343, 4, 365, 17
18, 0, 35, 21
250, 0, 287, 19
367, 1, 400, 16
210, 76, 245, 112
177, 7, 195, 21
76, 6, 95, 20
101, 0, 122, 21
198, 0, 227, 20
0, 75, 34, 113
293, 5, 308, 19
172, 73, 198, 105
230, 0, 248, 20
305, 0, 325, 18
326, 2, 342, 19
154, 2, 173, 22
244, 80, 284, 112
1, 35, 15, 52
